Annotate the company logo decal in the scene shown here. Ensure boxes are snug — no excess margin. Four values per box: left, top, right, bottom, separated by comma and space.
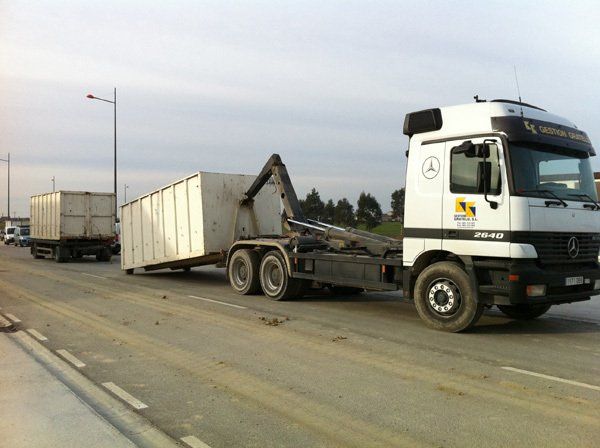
523, 120, 591, 145
524, 121, 538, 134
567, 236, 579, 259
454, 197, 477, 228
422, 156, 440, 179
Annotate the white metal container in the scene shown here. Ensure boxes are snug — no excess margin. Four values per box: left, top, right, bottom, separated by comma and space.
121, 172, 281, 271
30, 191, 116, 241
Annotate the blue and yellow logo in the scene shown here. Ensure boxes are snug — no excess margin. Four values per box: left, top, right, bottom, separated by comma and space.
455, 197, 476, 218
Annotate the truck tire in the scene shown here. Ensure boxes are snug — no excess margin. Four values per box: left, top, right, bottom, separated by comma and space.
96, 248, 112, 262
259, 250, 305, 300
228, 249, 261, 295
497, 304, 551, 320
54, 247, 70, 263
414, 261, 484, 332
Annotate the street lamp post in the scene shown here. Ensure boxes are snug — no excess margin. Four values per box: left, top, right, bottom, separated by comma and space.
124, 183, 129, 203
0, 153, 9, 218
51, 176, 55, 192
87, 88, 117, 218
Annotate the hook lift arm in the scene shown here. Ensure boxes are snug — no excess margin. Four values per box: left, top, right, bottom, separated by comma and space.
240, 154, 305, 229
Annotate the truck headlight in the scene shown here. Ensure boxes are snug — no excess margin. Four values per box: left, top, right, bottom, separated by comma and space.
526, 284, 546, 297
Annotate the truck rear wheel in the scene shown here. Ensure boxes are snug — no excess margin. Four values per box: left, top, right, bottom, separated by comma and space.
259, 250, 305, 300
96, 247, 112, 262
414, 261, 484, 332
228, 249, 261, 295
54, 247, 70, 263
497, 304, 551, 320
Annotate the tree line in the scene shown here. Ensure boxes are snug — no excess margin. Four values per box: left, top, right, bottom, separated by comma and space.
298, 187, 405, 230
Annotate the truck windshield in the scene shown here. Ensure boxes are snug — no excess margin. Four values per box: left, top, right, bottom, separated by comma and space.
510, 143, 598, 201
21, 228, 30, 236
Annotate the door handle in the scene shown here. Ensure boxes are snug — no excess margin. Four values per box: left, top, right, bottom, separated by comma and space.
445, 230, 458, 239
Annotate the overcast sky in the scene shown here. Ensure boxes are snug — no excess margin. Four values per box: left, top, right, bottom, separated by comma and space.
1, 0, 599, 217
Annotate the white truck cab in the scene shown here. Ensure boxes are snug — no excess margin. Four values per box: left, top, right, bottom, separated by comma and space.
402, 99, 600, 329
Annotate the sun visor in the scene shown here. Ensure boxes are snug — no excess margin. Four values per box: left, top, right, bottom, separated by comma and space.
491, 116, 594, 155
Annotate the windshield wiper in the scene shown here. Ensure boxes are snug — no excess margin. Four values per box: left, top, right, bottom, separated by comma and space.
519, 189, 568, 207
568, 193, 600, 210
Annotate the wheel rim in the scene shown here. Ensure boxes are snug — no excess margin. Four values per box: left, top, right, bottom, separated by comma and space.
262, 256, 284, 296
427, 278, 461, 316
231, 257, 249, 289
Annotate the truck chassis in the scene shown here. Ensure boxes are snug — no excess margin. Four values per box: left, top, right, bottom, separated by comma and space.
31, 238, 113, 263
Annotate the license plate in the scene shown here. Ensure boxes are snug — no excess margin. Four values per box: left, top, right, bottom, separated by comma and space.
565, 276, 584, 286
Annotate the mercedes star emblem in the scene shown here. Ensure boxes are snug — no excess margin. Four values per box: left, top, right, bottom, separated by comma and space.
567, 236, 579, 259
422, 156, 440, 179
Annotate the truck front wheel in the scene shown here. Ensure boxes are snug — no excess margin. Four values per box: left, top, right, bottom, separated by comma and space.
259, 251, 305, 301
228, 249, 261, 295
414, 262, 484, 332
497, 304, 551, 320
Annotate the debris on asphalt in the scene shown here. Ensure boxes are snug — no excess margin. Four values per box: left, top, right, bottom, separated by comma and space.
332, 336, 347, 342
259, 316, 285, 326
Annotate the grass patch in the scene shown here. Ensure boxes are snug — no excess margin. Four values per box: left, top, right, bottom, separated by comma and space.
357, 221, 403, 238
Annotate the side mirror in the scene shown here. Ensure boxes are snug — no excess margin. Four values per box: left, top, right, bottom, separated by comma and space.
481, 139, 499, 209
477, 161, 492, 192
477, 144, 490, 158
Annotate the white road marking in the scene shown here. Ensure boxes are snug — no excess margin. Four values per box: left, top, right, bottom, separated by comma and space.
27, 329, 48, 341
188, 295, 247, 310
56, 349, 86, 368
5, 313, 21, 323
180, 435, 212, 448
502, 366, 600, 392
81, 272, 107, 280
102, 382, 148, 410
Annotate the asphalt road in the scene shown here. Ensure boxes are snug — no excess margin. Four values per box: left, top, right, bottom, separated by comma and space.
0, 244, 599, 447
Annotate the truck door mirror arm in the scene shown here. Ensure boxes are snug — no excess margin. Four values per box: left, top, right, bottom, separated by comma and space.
482, 139, 498, 210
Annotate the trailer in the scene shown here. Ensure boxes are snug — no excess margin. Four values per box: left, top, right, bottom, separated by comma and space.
30, 191, 116, 262
124, 99, 600, 332
120, 171, 281, 274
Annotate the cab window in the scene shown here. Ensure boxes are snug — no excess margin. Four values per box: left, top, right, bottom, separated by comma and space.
450, 142, 501, 195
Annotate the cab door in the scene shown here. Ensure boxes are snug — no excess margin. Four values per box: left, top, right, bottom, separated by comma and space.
442, 137, 511, 257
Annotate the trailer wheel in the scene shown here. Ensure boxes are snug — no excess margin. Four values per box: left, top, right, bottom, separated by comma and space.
259, 250, 305, 301
228, 249, 261, 295
497, 304, 551, 320
414, 262, 484, 332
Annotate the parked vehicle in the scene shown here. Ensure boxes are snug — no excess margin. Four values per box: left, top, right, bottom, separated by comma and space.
14, 226, 31, 247
111, 221, 121, 255
30, 191, 116, 262
4, 226, 16, 245
122, 99, 600, 332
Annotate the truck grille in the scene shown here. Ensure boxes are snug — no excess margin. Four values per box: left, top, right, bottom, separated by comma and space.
512, 232, 600, 265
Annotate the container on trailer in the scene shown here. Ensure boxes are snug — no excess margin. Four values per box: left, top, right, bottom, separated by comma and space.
121, 171, 281, 272
30, 191, 116, 240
